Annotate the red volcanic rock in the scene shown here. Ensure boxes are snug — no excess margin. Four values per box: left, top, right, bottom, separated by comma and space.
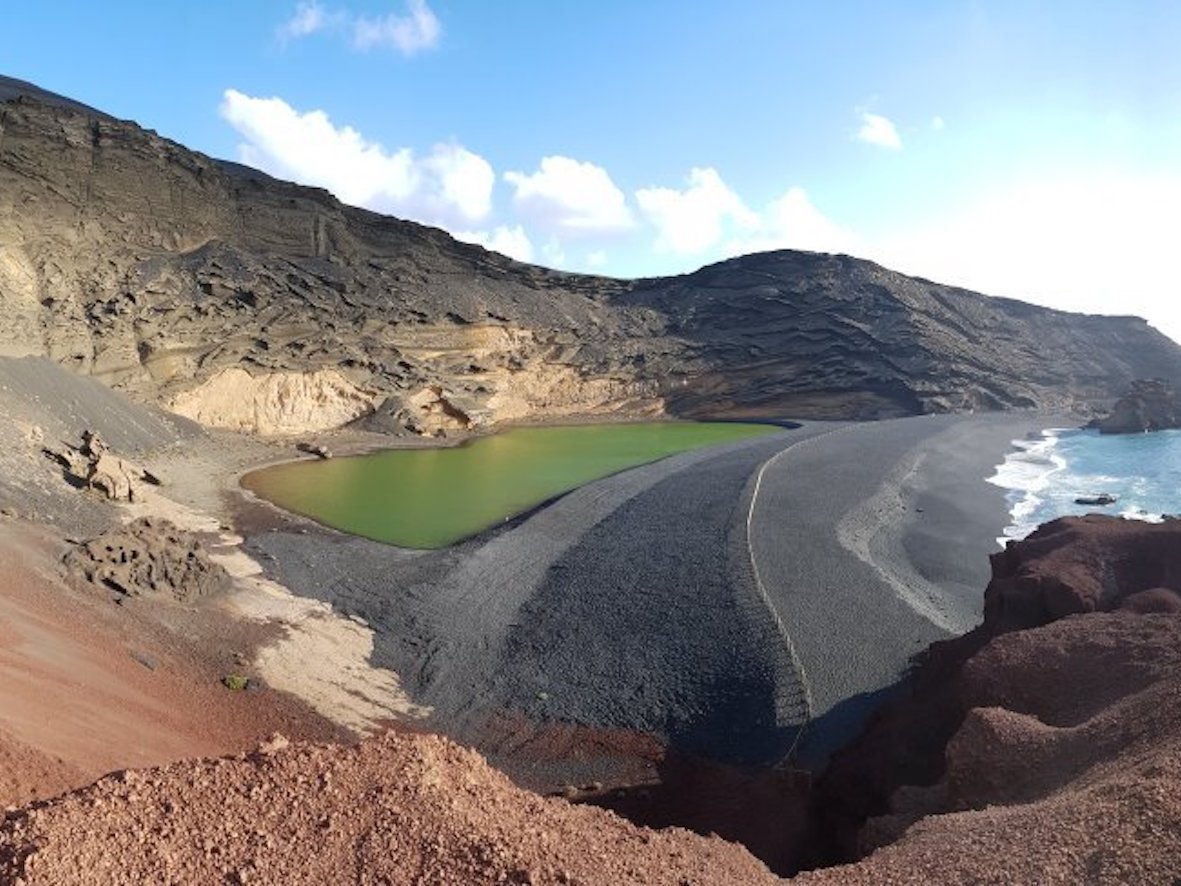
812, 515, 1181, 866
0, 731, 778, 886
1120, 587, 1181, 613
801, 613, 1181, 884
984, 515, 1181, 631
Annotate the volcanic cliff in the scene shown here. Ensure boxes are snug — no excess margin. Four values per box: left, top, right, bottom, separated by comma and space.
3, 74, 1180, 436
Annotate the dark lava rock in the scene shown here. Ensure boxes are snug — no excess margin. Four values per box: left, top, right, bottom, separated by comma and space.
3, 78, 1181, 426
1095, 377, 1181, 433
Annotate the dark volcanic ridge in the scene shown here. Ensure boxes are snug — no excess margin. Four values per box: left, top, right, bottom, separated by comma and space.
3, 75, 1181, 439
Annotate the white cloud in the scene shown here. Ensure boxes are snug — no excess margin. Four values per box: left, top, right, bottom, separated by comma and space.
856, 112, 903, 150
505, 156, 635, 236
220, 89, 492, 227
869, 173, 1181, 344
278, 1, 336, 41
636, 167, 855, 261
276, 0, 441, 56
931, 115, 946, 131
730, 186, 859, 257
421, 143, 495, 222
635, 167, 757, 255
454, 225, 535, 263
353, 0, 440, 54
541, 237, 566, 266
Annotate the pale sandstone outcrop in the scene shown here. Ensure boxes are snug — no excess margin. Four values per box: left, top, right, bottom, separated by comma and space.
45, 430, 160, 503
168, 367, 379, 435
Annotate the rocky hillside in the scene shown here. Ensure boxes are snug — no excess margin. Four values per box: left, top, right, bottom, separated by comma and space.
813, 515, 1181, 872
3, 75, 1181, 434
1095, 378, 1181, 433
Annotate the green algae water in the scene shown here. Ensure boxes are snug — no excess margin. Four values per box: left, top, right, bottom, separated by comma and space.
242, 422, 779, 549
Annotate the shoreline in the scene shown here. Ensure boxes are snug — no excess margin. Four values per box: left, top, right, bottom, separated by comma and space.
238, 420, 787, 550
232, 411, 1056, 786
746, 412, 1065, 768
0, 404, 1074, 806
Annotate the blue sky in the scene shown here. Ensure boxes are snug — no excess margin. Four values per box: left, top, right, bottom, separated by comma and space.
7, 2, 1181, 339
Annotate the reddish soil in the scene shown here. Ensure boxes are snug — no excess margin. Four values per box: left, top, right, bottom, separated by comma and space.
806, 516, 1181, 880
0, 517, 346, 808
6, 514, 1181, 884
0, 731, 779, 885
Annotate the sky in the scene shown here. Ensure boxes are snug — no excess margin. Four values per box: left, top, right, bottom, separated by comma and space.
7, 1, 1181, 340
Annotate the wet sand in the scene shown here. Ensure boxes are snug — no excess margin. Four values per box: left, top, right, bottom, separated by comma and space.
748, 413, 1061, 767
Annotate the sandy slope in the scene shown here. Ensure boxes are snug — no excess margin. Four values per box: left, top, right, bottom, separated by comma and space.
0, 517, 346, 808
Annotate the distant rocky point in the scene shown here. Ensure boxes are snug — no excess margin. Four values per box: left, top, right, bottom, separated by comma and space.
4, 75, 1181, 433
1093, 378, 1181, 434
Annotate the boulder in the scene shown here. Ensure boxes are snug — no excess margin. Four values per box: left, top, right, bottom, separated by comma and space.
46, 430, 161, 502
1095, 378, 1181, 433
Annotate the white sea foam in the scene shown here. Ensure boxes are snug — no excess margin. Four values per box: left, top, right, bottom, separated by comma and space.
987, 429, 1071, 546
987, 426, 1181, 546
1119, 505, 1164, 523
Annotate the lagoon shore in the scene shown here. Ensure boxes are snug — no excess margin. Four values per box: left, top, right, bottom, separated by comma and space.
240, 411, 1059, 783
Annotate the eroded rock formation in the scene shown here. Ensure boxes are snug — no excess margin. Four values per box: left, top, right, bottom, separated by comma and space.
4, 77, 1181, 434
45, 430, 160, 502
1095, 377, 1181, 433
65, 517, 231, 602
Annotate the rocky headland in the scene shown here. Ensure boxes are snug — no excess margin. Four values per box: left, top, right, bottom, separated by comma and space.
1094, 377, 1181, 433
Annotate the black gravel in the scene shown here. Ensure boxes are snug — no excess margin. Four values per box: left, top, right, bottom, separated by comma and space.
244, 414, 1055, 774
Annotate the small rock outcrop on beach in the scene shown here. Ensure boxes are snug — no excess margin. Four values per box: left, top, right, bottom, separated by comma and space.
4, 75, 1181, 432
811, 515, 1181, 877
45, 430, 161, 502
982, 514, 1181, 628
1094, 377, 1181, 433
64, 517, 231, 603
0, 732, 779, 886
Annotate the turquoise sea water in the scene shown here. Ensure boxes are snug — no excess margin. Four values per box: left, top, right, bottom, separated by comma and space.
987, 427, 1181, 545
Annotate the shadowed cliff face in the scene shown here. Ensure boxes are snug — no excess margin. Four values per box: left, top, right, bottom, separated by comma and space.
4, 78, 1181, 433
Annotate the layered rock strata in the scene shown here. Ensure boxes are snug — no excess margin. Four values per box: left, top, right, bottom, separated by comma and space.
4, 77, 1181, 433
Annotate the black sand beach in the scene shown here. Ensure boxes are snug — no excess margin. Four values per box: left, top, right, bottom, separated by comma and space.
243, 412, 1055, 781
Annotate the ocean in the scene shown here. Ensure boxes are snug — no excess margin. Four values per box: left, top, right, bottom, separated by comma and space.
987, 427, 1181, 546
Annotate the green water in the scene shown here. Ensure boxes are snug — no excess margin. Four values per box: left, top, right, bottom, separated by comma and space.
242, 422, 779, 549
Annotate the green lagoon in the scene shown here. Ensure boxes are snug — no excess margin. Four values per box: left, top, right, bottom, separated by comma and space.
242, 422, 779, 548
